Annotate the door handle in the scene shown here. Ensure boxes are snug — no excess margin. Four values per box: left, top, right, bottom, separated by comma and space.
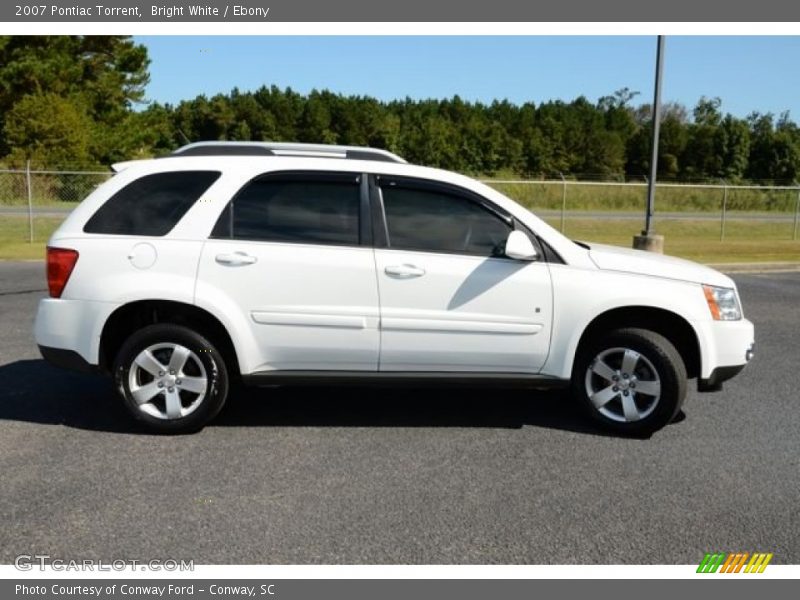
215, 251, 257, 266
384, 264, 426, 278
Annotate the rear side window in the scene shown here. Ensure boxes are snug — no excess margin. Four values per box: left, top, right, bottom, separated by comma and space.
213, 173, 360, 246
84, 171, 220, 236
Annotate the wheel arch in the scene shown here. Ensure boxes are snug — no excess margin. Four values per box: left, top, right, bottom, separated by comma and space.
99, 300, 241, 378
570, 306, 702, 380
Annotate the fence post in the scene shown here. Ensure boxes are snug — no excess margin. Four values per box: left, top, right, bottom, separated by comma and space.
559, 172, 567, 233
794, 189, 799, 241
719, 179, 728, 242
26, 160, 33, 243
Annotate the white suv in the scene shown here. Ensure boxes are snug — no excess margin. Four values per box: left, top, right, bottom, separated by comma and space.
34, 142, 754, 435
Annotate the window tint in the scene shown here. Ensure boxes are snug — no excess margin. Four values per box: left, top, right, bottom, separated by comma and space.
221, 176, 360, 245
381, 185, 512, 256
84, 171, 220, 236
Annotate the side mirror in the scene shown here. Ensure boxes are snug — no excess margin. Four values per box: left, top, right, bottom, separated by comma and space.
504, 230, 539, 261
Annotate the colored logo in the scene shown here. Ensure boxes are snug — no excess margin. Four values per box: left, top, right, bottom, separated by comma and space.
697, 552, 773, 573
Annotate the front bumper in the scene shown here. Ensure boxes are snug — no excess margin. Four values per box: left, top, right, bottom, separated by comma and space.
697, 333, 754, 392
698, 363, 747, 392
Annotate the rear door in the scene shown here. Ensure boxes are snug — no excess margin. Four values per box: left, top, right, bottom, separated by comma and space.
197, 171, 380, 372
372, 176, 553, 373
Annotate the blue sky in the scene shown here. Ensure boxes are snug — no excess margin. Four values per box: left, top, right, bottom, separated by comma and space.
136, 36, 800, 119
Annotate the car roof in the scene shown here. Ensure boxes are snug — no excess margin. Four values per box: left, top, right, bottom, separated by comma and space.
171, 141, 407, 164
112, 153, 473, 187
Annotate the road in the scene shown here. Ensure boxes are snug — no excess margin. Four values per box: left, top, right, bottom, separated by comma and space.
0, 262, 797, 564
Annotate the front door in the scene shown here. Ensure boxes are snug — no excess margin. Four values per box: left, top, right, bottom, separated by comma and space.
372, 176, 553, 373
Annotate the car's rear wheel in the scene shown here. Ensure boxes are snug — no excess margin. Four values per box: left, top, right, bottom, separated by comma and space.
113, 324, 229, 433
572, 328, 687, 435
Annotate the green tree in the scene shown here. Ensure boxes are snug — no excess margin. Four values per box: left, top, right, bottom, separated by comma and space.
3, 38, 800, 183
744, 112, 800, 182
229, 88, 278, 141
0, 36, 149, 159
299, 90, 337, 144
3, 92, 92, 167
682, 97, 723, 179
714, 115, 750, 180
625, 103, 688, 179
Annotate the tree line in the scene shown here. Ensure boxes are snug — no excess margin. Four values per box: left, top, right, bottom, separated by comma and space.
2, 35, 800, 183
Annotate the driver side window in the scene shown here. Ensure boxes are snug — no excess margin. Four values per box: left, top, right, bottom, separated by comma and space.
380, 183, 512, 257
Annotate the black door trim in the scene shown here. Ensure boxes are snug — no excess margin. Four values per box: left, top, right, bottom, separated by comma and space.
242, 370, 569, 389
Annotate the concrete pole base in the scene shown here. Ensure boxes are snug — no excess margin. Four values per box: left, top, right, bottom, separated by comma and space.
633, 233, 665, 254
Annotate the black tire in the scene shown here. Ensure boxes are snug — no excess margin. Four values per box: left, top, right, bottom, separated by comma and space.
571, 327, 687, 436
113, 324, 229, 434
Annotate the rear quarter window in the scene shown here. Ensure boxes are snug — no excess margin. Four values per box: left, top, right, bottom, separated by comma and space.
83, 171, 220, 236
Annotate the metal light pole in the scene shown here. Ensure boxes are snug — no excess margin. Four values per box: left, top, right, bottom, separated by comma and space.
26, 159, 34, 243
559, 171, 567, 233
634, 35, 666, 253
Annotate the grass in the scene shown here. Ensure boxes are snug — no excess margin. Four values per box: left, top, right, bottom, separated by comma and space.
545, 218, 800, 263
487, 180, 799, 213
0, 217, 63, 260
2, 201, 76, 210
2, 214, 798, 264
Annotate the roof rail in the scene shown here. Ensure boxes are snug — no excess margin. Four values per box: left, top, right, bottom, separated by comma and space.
171, 142, 406, 164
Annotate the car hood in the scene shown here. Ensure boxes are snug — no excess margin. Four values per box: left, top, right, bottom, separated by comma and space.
586, 243, 733, 287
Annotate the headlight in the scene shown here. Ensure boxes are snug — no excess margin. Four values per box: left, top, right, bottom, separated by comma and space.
702, 284, 742, 321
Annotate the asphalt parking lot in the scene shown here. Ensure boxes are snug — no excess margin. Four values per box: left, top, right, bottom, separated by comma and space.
0, 261, 797, 565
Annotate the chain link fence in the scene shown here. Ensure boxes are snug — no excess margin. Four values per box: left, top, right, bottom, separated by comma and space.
483, 179, 800, 241
0, 167, 112, 206
0, 165, 112, 245
1, 166, 799, 243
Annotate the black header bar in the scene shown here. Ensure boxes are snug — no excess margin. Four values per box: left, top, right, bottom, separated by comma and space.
3, 0, 800, 22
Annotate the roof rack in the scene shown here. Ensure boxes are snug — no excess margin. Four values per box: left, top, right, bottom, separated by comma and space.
171, 142, 406, 164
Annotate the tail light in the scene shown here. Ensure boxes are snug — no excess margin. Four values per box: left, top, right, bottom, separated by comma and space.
47, 247, 79, 298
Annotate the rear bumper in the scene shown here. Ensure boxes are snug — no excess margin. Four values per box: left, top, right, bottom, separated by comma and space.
38, 345, 98, 374
34, 297, 119, 368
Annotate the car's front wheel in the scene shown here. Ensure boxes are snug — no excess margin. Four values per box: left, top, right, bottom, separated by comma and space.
572, 328, 687, 435
113, 324, 229, 433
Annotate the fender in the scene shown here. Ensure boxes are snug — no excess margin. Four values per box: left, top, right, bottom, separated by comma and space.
542, 266, 710, 380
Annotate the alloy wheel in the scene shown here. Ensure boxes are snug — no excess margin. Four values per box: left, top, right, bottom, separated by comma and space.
584, 346, 662, 423
127, 343, 208, 420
